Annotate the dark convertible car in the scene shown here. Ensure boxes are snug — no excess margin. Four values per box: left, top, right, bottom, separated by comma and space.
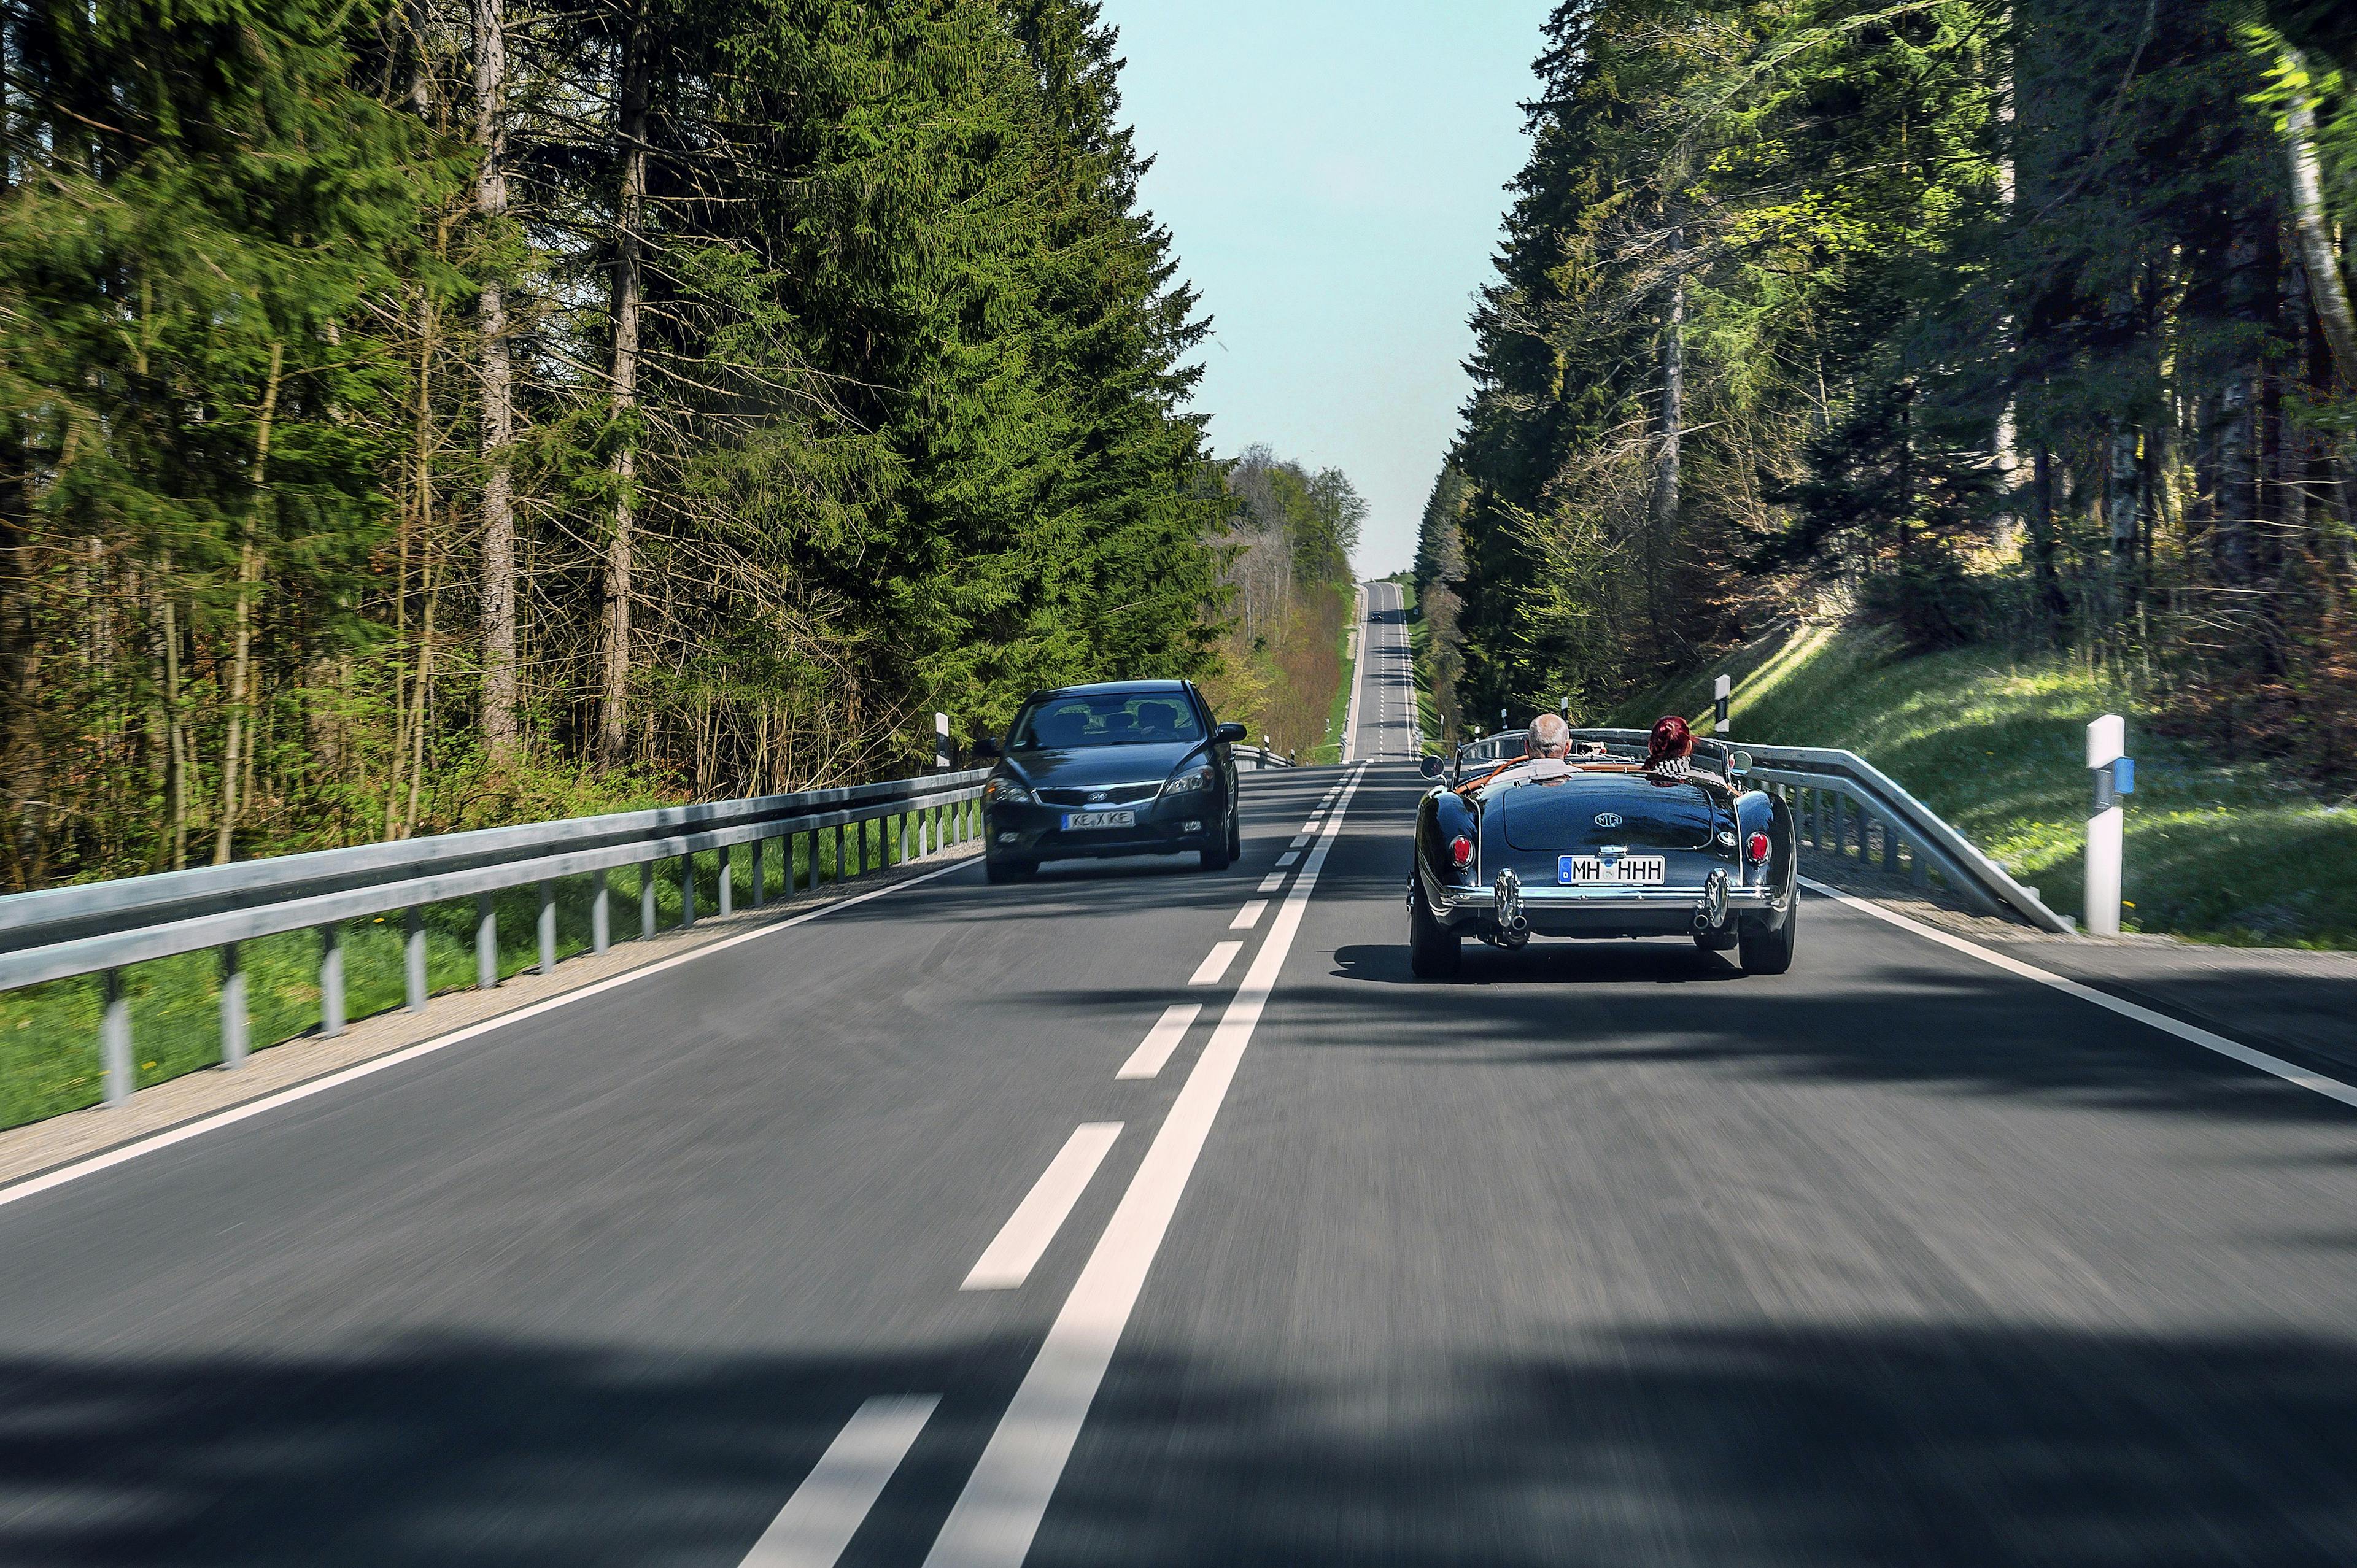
1407, 727, 1798, 978
975, 680, 1245, 881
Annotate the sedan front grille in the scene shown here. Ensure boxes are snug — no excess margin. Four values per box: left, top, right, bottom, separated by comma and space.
1037, 782, 1162, 808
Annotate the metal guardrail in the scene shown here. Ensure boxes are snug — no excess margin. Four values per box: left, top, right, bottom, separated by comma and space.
1438, 728, 2070, 933
1233, 746, 1292, 771
1, 767, 995, 1108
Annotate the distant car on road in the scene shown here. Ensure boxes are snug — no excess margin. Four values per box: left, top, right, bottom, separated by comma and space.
1407, 727, 1798, 977
975, 681, 1246, 882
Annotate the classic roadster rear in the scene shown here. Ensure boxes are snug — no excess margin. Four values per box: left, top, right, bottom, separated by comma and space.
1406, 728, 1798, 978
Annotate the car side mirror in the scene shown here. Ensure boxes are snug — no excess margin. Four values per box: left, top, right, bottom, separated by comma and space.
1214, 722, 1247, 744
972, 736, 1000, 759
1727, 750, 1751, 776
1419, 754, 1444, 779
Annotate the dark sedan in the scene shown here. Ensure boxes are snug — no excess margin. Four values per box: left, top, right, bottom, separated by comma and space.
974, 681, 1245, 881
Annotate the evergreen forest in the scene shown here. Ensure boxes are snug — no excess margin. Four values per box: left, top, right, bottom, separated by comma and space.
1417, 0, 2357, 779
0, 0, 1338, 892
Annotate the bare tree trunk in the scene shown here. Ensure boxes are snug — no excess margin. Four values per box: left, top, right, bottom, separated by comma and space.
213, 341, 284, 865
158, 565, 188, 869
1647, 228, 1684, 651
473, 0, 519, 759
598, 0, 649, 768
2282, 44, 2357, 390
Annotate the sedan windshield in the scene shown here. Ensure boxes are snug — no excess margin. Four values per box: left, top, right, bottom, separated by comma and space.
1010, 692, 1203, 748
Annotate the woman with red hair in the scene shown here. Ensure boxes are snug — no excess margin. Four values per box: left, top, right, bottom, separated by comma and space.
1646, 714, 1695, 782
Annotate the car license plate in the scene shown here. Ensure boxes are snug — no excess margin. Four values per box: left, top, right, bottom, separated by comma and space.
1558, 854, 1665, 885
1061, 809, 1136, 830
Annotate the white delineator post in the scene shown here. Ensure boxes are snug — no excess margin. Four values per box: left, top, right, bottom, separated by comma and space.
1713, 674, 1732, 734
2086, 714, 2124, 937
934, 711, 951, 771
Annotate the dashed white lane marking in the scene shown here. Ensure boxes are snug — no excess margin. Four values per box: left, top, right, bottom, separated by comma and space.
1117, 1005, 1201, 1081
0, 857, 978, 1216
1274, 851, 1300, 868
1288, 833, 1311, 849
921, 766, 1366, 1568
741, 1394, 938, 1566
1800, 875, 2357, 1110
1229, 900, 1267, 931
1187, 941, 1244, 986
1256, 873, 1287, 895
962, 1124, 1124, 1291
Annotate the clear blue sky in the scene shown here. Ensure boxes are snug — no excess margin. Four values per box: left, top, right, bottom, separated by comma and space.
1098, 0, 1555, 579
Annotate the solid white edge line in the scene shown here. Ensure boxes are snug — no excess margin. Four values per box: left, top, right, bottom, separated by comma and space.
0, 857, 981, 1214
1186, 941, 1244, 987
1117, 1003, 1202, 1081
1797, 875, 2357, 1111
921, 764, 1368, 1568
740, 1393, 940, 1567
961, 1123, 1125, 1291
1228, 900, 1267, 932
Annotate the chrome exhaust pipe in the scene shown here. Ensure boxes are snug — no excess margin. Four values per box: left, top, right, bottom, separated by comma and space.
1693, 869, 1729, 932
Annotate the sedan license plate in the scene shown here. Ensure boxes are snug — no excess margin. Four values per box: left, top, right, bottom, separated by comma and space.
1061, 809, 1136, 831
1558, 854, 1666, 885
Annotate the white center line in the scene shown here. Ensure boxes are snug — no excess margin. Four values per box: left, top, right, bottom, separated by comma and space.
1274, 851, 1299, 868
1117, 1004, 1202, 1081
1228, 900, 1267, 931
1187, 941, 1244, 986
741, 1394, 938, 1567
1256, 872, 1287, 895
962, 1124, 1124, 1291
921, 766, 1366, 1568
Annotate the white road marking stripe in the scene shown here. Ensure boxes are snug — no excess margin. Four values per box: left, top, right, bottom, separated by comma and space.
1799, 875, 2357, 1110
740, 1394, 938, 1567
0, 857, 978, 1215
1288, 834, 1310, 849
1187, 941, 1244, 986
961, 1124, 1124, 1291
921, 765, 1366, 1568
1275, 851, 1299, 868
1228, 900, 1267, 931
1117, 1005, 1202, 1081
1256, 872, 1287, 895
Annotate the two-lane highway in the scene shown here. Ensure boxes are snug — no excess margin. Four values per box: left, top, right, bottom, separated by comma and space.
1350, 581, 1415, 763
7, 690, 2357, 1564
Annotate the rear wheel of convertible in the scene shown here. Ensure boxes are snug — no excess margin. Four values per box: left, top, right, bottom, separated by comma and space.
1739, 900, 1798, 975
985, 851, 1035, 884
1407, 881, 1461, 979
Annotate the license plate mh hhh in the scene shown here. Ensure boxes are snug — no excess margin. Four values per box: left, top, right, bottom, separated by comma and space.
1558, 854, 1666, 885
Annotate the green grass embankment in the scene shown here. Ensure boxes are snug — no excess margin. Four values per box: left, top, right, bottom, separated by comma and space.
1395, 577, 1441, 745
0, 813, 953, 1130
1318, 587, 1357, 765
1612, 623, 2357, 948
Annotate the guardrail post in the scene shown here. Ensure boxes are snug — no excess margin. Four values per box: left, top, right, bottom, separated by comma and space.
718, 847, 734, 917
1831, 793, 1846, 859
220, 944, 249, 1067
1882, 819, 1900, 872
591, 870, 611, 954
899, 812, 910, 865
320, 924, 346, 1038
1910, 838, 1929, 888
680, 854, 696, 927
850, 817, 864, 877
101, 968, 131, 1106
404, 908, 428, 1011
641, 862, 658, 938
538, 881, 557, 975
476, 894, 498, 989
750, 838, 766, 908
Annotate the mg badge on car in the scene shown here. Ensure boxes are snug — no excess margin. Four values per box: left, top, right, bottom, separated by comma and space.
1593, 812, 1624, 829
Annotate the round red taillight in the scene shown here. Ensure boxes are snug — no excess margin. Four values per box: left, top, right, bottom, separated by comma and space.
1747, 831, 1771, 863
1449, 834, 1474, 870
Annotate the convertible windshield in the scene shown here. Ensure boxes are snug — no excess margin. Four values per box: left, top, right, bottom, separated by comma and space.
1010, 692, 1202, 748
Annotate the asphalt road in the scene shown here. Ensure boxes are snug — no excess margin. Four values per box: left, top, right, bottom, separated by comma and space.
1352, 580, 1415, 763
7, 693, 2357, 1565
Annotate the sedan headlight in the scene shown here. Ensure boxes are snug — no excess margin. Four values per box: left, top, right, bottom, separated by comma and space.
985, 778, 1035, 807
1162, 767, 1213, 795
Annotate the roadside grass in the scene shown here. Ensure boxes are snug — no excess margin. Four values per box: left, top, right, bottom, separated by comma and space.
0, 812, 951, 1130
1309, 582, 1355, 765
1612, 624, 2357, 948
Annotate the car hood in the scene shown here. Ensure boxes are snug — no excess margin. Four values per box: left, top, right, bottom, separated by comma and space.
1482, 770, 1724, 852
1004, 743, 1204, 789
